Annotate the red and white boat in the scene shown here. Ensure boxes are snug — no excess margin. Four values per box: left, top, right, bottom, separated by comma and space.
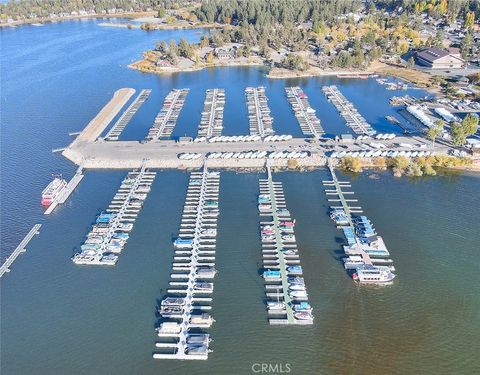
41, 175, 67, 206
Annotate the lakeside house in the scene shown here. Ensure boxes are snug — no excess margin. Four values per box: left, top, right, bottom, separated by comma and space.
415, 47, 465, 69
214, 47, 236, 60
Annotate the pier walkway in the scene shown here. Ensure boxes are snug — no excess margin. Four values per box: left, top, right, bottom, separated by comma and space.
72, 163, 156, 265
285, 87, 324, 138
0, 224, 42, 278
322, 86, 376, 136
146, 89, 189, 141
154, 167, 220, 360
198, 89, 225, 138
246, 86, 274, 136
323, 164, 394, 272
259, 166, 313, 325
104, 89, 151, 141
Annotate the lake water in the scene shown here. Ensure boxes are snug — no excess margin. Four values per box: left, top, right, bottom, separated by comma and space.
1, 19, 479, 375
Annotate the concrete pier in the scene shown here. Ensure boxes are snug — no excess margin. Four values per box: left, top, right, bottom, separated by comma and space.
72, 88, 135, 144
0, 224, 42, 277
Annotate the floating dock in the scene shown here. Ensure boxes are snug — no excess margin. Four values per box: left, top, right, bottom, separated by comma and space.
323, 164, 396, 284
246, 86, 274, 136
154, 167, 220, 360
0, 224, 42, 278
72, 163, 156, 266
197, 89, 225, 138
322, 85, 376, 136
258, 166, 314, 325
146, 89, 189, 141
44, 166, 84, 215
285, 87, 324, 138
104, 89, 151, 141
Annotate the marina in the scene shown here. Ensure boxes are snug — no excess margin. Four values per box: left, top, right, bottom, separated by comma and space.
72, 165, 156, 266
258, 166, 314, 325
197, 89, 225, 139
104, 89, 151, 141
145, 88, 189, 141
323, 165, 395, 285
153, 167, 220, 360
245, 86, 274, 136
322, 85, 376, 136
0, 224, 42, 278
285, 87, 324, 138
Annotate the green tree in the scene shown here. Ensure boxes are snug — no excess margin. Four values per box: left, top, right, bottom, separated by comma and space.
462, 113, 479, 136
178, 38, 193, 58
426, 120, 445, 147
157, 7, 166, 19
450, 121, 466, 146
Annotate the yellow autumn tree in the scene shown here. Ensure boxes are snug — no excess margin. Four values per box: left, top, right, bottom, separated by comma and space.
465, 11, 475, 30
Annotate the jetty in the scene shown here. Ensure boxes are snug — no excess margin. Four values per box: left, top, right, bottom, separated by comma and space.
72, 163, 156, 265
104, 89, 151, 141
197, 89, 225, 138
285, 87, 324, 137
44, 166, 84, 215
245, 86, 274, 136
258, 166, 314, 325
146, 88, 189, 141
154, 167, 220, 360
74, 88, 135, 144
322, 85, 376, 136
323, 164, 395, 283
0, 224, 42, 278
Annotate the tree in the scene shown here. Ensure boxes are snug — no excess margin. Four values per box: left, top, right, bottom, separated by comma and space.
407, 56, 415, 69
460, 32, 473, 60
462, 113, 479, 136
169, 40, 178, 55
200, 35, 210, 48
464, 11, 475, 30
426, 120, 444, 147
156, 41, 167, 52
206, 51, 214, 64
178, 38, 193, 59
157, 7, 166, 19
450, 121, 466, 146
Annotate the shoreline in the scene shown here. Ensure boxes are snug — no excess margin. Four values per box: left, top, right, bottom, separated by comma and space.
129, 54, 438, 94
0, 11, 157, 28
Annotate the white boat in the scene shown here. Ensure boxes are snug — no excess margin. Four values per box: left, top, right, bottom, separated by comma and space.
353, 266, 396, 285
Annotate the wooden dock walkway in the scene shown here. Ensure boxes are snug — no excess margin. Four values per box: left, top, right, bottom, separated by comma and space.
0, 224, 42, 278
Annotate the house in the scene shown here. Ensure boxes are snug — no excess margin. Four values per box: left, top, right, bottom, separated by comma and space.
415, 47, 465, 69
214, 47, 235, 60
